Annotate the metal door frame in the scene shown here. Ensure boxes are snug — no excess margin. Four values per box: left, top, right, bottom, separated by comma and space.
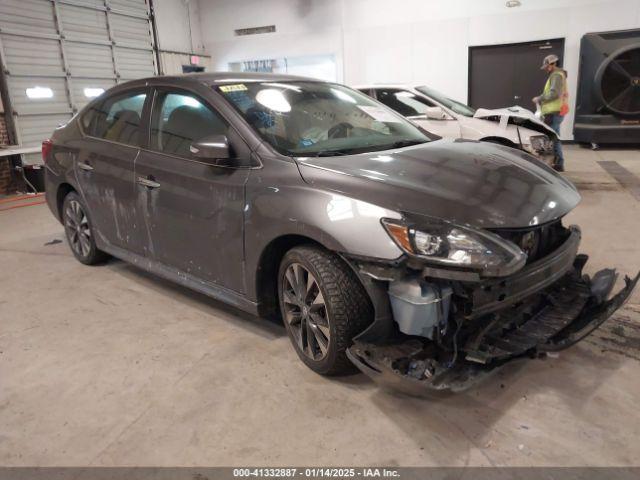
467, 38, 566, 107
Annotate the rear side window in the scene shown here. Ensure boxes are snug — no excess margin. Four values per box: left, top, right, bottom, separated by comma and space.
375, 89, 435, 117
81, 90, 147, 146
150, 91, 228, 158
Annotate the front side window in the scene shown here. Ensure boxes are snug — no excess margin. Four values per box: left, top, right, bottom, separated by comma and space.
217, 81, 431, 157
375, 89, 435, 117
82, 90, 147, 146
150, 91, 228, 158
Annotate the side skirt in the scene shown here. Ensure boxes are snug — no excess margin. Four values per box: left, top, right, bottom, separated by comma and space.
99, 243, 261, 317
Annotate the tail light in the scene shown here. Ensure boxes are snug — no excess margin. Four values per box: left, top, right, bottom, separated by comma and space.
42, 139, 53, 163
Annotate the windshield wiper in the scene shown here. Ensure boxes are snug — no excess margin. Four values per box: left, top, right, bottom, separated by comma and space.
309, 149, 352, 157
363, 139, 426, 152
388, 139, 425, 148
301, 140, 426, 157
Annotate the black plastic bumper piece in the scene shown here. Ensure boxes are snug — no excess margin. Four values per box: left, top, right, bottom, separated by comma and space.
469, 226, 581, 318
347, 268, 640, 394
347, 341, 505, 395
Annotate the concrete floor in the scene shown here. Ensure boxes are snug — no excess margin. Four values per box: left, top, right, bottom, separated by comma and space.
1, 145, 640, 467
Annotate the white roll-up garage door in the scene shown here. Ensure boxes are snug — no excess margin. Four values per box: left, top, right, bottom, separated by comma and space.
0, 0, 157, 164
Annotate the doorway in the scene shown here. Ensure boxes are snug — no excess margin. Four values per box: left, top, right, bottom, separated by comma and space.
468, 38, 565, 110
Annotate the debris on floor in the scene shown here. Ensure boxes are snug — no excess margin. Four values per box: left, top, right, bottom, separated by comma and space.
584, 306, 640, 361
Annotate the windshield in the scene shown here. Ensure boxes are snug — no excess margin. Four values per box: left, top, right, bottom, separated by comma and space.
217, 81, 431, 156
416, 86, 476, 117
375, 89, 435, 118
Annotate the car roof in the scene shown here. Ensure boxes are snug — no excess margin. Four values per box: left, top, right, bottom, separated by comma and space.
353, 84, 414, 90
121, 71, 323, 89
81, 72, 333, 112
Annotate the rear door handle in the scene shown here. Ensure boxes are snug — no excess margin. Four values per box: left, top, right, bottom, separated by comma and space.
78, 161, 93, 171
137, 176, 161, 189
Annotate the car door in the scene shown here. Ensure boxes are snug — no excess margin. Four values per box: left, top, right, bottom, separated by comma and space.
76, 88, 150, 253
373, 88, 462, 139
134, 88, 251, 294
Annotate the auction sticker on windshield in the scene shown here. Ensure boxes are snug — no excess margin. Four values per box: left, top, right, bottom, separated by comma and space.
219, 84, 248, 93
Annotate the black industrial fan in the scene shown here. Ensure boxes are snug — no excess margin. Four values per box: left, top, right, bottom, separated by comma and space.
597, 44, 640, 115
574, 29, 640, 146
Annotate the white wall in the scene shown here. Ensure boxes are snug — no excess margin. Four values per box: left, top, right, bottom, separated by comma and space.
198, 0, 345, 80
196, 0, 640, 139
154, 0, 206, 54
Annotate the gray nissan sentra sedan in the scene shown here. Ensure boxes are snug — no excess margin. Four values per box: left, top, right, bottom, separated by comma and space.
44, 72, 638, 393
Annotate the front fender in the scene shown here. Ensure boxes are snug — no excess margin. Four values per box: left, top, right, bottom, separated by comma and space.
252, 184, 402, 257
243, 157, 403, 301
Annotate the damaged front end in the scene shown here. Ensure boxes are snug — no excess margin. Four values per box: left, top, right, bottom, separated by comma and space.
346, 222, 639, 394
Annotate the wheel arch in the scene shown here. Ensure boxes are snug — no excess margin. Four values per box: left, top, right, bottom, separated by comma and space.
56, 182, 77, 220
255, 234, 327, 319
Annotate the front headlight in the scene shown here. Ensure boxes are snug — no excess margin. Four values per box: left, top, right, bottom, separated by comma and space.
382, 218, 526, 277
529, 135, 553, 153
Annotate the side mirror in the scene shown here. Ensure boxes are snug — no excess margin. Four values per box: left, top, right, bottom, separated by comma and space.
190, 134, 230, 163
425, 106, 448, 120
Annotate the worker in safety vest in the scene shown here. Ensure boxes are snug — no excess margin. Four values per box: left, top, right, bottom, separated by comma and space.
533, 54, 568, 172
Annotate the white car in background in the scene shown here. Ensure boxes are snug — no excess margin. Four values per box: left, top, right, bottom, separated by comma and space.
355, 84, 557, 165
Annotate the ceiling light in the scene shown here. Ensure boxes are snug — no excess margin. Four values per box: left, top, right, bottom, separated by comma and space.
506, 0, 522, 7
26, 86, 53, 99
83, 87, 105, 98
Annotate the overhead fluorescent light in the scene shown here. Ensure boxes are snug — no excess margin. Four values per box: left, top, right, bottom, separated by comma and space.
83, 87, 105, 98
26, 86, 53, 99
506, 0, 522, 7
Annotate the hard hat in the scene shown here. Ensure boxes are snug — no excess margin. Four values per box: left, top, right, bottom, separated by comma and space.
540, 54, 559, 69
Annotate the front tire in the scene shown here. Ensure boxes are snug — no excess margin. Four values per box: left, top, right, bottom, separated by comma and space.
62, 191, 109, 265
278, 245, 372, 375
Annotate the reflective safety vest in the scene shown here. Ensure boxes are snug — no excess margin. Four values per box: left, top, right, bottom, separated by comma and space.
541, 70, 566, 115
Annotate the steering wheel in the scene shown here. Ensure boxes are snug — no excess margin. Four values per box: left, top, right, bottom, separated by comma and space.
328, 122, 354, 139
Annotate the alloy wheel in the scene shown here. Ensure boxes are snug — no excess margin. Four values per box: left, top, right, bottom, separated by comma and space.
64, 199, 92, 258
282, 263, 331, 361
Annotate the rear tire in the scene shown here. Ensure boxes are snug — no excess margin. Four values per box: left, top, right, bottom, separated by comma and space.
278, 245, 373, 375
62, 191, 109, 265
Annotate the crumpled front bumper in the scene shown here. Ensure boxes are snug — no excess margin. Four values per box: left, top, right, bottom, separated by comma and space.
528, 150, 556, 167
347, 254, 639, 394
522, 137, 556, 166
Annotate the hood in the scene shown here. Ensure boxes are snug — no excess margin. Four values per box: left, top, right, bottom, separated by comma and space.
473, 106, 557, 139
296, 139, 580, 229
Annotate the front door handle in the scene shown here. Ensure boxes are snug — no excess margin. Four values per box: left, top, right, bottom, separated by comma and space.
137, 176, 161, 189
78, 161, 93, 171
